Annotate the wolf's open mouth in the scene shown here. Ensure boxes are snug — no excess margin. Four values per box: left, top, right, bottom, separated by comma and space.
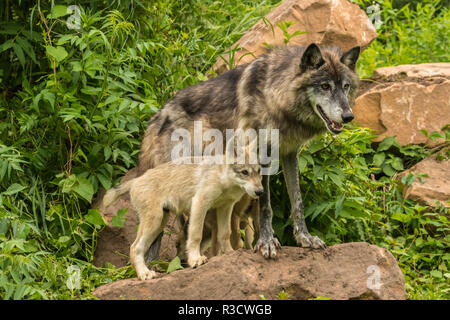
317, 105, 343, 134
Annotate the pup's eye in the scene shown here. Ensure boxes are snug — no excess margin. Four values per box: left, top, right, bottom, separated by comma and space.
343, 83, 350, 89
321, 84, 330, 90
241, 170, 249, 176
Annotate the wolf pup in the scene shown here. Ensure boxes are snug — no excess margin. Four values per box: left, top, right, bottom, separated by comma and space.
137, 43, 360, 259
103, 153, 263, 280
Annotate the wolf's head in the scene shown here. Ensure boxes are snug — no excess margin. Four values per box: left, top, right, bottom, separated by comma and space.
225, 138, 263, 199
229, 163, 263, 199
299, 43, 360, 134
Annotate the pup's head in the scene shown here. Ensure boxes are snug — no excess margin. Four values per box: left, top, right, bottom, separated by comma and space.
225, 138, 263, 199
300, 43, 360, 134
229, 163, 263, 199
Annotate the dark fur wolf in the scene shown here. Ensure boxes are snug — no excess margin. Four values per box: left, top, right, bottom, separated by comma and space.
138, 43, 360, 259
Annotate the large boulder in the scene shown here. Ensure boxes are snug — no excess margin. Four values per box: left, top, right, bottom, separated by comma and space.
398, 151, 450, 208
92, 243, 406, 300
213, 0, 377, 74
354, 63, 450, 145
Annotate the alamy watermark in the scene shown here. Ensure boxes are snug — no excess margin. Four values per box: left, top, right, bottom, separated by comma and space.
366, 265, 382, 290
170, 121, 280, 175
366, 2, 383, 29
66, 265, 81, 290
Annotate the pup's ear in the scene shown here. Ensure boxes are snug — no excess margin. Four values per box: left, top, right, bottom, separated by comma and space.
301, 43, 324, 71
244, 138, 258, 165
340, 46, 360, 71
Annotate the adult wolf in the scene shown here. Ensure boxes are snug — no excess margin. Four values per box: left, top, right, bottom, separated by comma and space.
138, 43, 360, 259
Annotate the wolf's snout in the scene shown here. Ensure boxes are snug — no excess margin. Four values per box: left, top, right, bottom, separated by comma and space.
255, 189, 264, 197
341, 112, 354, 123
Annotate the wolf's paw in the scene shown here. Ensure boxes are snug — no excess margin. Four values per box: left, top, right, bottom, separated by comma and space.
254, 236, 281, 259
188, 255, 208, 268
137, 268, 156, 281
295, 232, 326, 249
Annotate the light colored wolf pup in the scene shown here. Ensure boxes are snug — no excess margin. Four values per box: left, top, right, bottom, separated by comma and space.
102, 148, 263, 280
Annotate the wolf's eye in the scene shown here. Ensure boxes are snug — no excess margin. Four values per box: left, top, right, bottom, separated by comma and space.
241, 170, 249, 176
343, 83, 350, 89
321, 84, 330, 90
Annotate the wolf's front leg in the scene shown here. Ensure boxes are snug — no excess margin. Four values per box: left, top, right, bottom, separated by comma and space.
254, 174, 281, 259
281, 152, 326, 249
216, 203, 235, 255
186, 197, 209, 268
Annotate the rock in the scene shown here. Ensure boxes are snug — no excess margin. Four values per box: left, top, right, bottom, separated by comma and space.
93, 168, 181, 268
373, 63, 450, 79
213, 0, 377, 74
354, 63, 450, 145
92, 243, 406, 300
398, 152, 450, 208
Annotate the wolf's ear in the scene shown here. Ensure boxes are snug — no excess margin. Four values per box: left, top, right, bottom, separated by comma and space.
301, 43, 324, 71
340, 46, 360, 71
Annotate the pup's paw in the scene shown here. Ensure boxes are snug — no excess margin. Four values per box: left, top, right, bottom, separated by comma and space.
254, 236, 281, 259
188, 255, 208, 268
295, 232, 326, 249
137, 268, 156, 281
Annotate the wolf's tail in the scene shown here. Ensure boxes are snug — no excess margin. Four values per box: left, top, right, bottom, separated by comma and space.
102, 178, 135, 208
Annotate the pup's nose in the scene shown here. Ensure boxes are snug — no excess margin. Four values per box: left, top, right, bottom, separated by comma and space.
341, 112, 354, 123
255, 189, 264, 197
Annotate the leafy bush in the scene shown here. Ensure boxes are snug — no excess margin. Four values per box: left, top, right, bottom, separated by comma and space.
0, 0, 279, 299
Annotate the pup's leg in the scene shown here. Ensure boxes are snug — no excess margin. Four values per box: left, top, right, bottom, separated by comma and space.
131, 209, 169, 280
216, 203, 234, 255
230, 212, 243, 250
186, 197, 210, 268
244, 199, 259, 249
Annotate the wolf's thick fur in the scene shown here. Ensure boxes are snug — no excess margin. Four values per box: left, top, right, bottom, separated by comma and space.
103, 157, 262, 280
138, 44, 360, 259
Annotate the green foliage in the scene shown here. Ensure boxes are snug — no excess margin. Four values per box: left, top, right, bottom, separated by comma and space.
271, 124, 450, 299
0, 0, 449, 300
354, 0, 450, 77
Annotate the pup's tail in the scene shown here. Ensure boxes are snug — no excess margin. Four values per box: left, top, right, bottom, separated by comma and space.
102, 179, 134, 208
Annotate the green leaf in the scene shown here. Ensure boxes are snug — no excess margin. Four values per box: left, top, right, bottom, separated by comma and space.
111, 208, 127, 228
0, 218, 10, 235
3, 183, 26, 195
167, 256, 183, 273
16, 38, 37, 64
72, 176, 94, 202
12, 43, 25, 67
58, 235, 71, 243
430, 270, 442, 279
377, 136, 397, 152
391, 157, 404, 171
70, 61, 83, 72
298, 156, 307, 172
85, 209, 107, 227
308, 296, 331, 300
45, 46, 68, 62
373, 152, 385, 167
48, 5, 69, 19
328, 172, 343, 187
382, 164, 396, 176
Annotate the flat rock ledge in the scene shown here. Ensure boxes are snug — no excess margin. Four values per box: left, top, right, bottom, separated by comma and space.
92, 242, 406, 300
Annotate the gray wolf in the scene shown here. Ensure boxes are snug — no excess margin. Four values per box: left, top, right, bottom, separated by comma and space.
103, 154, 263, 280
137, 43, 360, 259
